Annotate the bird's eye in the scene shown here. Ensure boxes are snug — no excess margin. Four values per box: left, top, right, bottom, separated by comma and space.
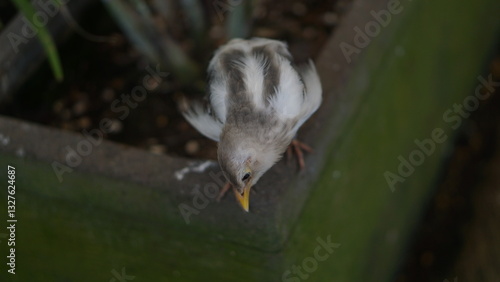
242, 173, 250, 181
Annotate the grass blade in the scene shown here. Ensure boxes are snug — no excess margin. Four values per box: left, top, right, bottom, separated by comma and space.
11, 0, 64, 82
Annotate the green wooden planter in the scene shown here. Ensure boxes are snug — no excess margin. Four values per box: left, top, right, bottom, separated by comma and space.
0, 0, 499, 281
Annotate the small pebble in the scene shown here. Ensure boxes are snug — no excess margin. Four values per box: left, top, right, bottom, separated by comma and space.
253, 27, 279, 38
302, 26, 318, 39
110, 78, 125, 90
323, 12, 338, 26
252, 5, 267, 19
77, 116, 92, 129
101, 88, 115, 102
292, 2, 307, 16
145, 76, 160, 90
185, 140, 200, 155
61, 122, 75, 131
60, 109, 72, 120
156, 115, 169, 128
149, 144, 166, 155
53, 100, 64, 113
146, 138, 159, 145
178, 121, 191, 131
72, 100, 88, 116
108, 119, 123, 133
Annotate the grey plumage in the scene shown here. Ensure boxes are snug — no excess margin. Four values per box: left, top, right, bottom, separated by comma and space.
181, 37, 322, 211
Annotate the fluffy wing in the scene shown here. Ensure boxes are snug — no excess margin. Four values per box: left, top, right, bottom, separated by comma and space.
180, 100, 223, 142
269, 59, 322, 132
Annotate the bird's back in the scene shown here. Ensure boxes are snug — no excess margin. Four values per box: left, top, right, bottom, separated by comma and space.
207, 38, 296, 122
181, 38, 322, 143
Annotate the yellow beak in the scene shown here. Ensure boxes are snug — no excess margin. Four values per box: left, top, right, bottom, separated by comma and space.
233, 181, 252, 212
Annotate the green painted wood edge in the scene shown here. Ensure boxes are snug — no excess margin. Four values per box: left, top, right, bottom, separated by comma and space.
282, 0, 500, 282
0, 114, 293, 252
0, 153, 284, 281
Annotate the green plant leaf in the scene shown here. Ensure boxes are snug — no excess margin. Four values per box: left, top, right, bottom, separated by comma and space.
226, 0, 252, 39
11, 0, 64, 81
103, 0, 201, 86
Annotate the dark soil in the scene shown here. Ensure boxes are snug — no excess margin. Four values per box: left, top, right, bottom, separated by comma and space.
0, 0, 348, 160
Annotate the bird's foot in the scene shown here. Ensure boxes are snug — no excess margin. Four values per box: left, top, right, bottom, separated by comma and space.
286, 139, 313, 170
216, 182, 232, 202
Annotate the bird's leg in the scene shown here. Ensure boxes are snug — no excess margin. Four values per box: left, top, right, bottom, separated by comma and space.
216, 182, 232, 202
286, 139, 313, 170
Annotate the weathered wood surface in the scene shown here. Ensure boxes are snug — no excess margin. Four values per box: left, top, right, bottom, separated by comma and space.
0, 0, 499, 281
